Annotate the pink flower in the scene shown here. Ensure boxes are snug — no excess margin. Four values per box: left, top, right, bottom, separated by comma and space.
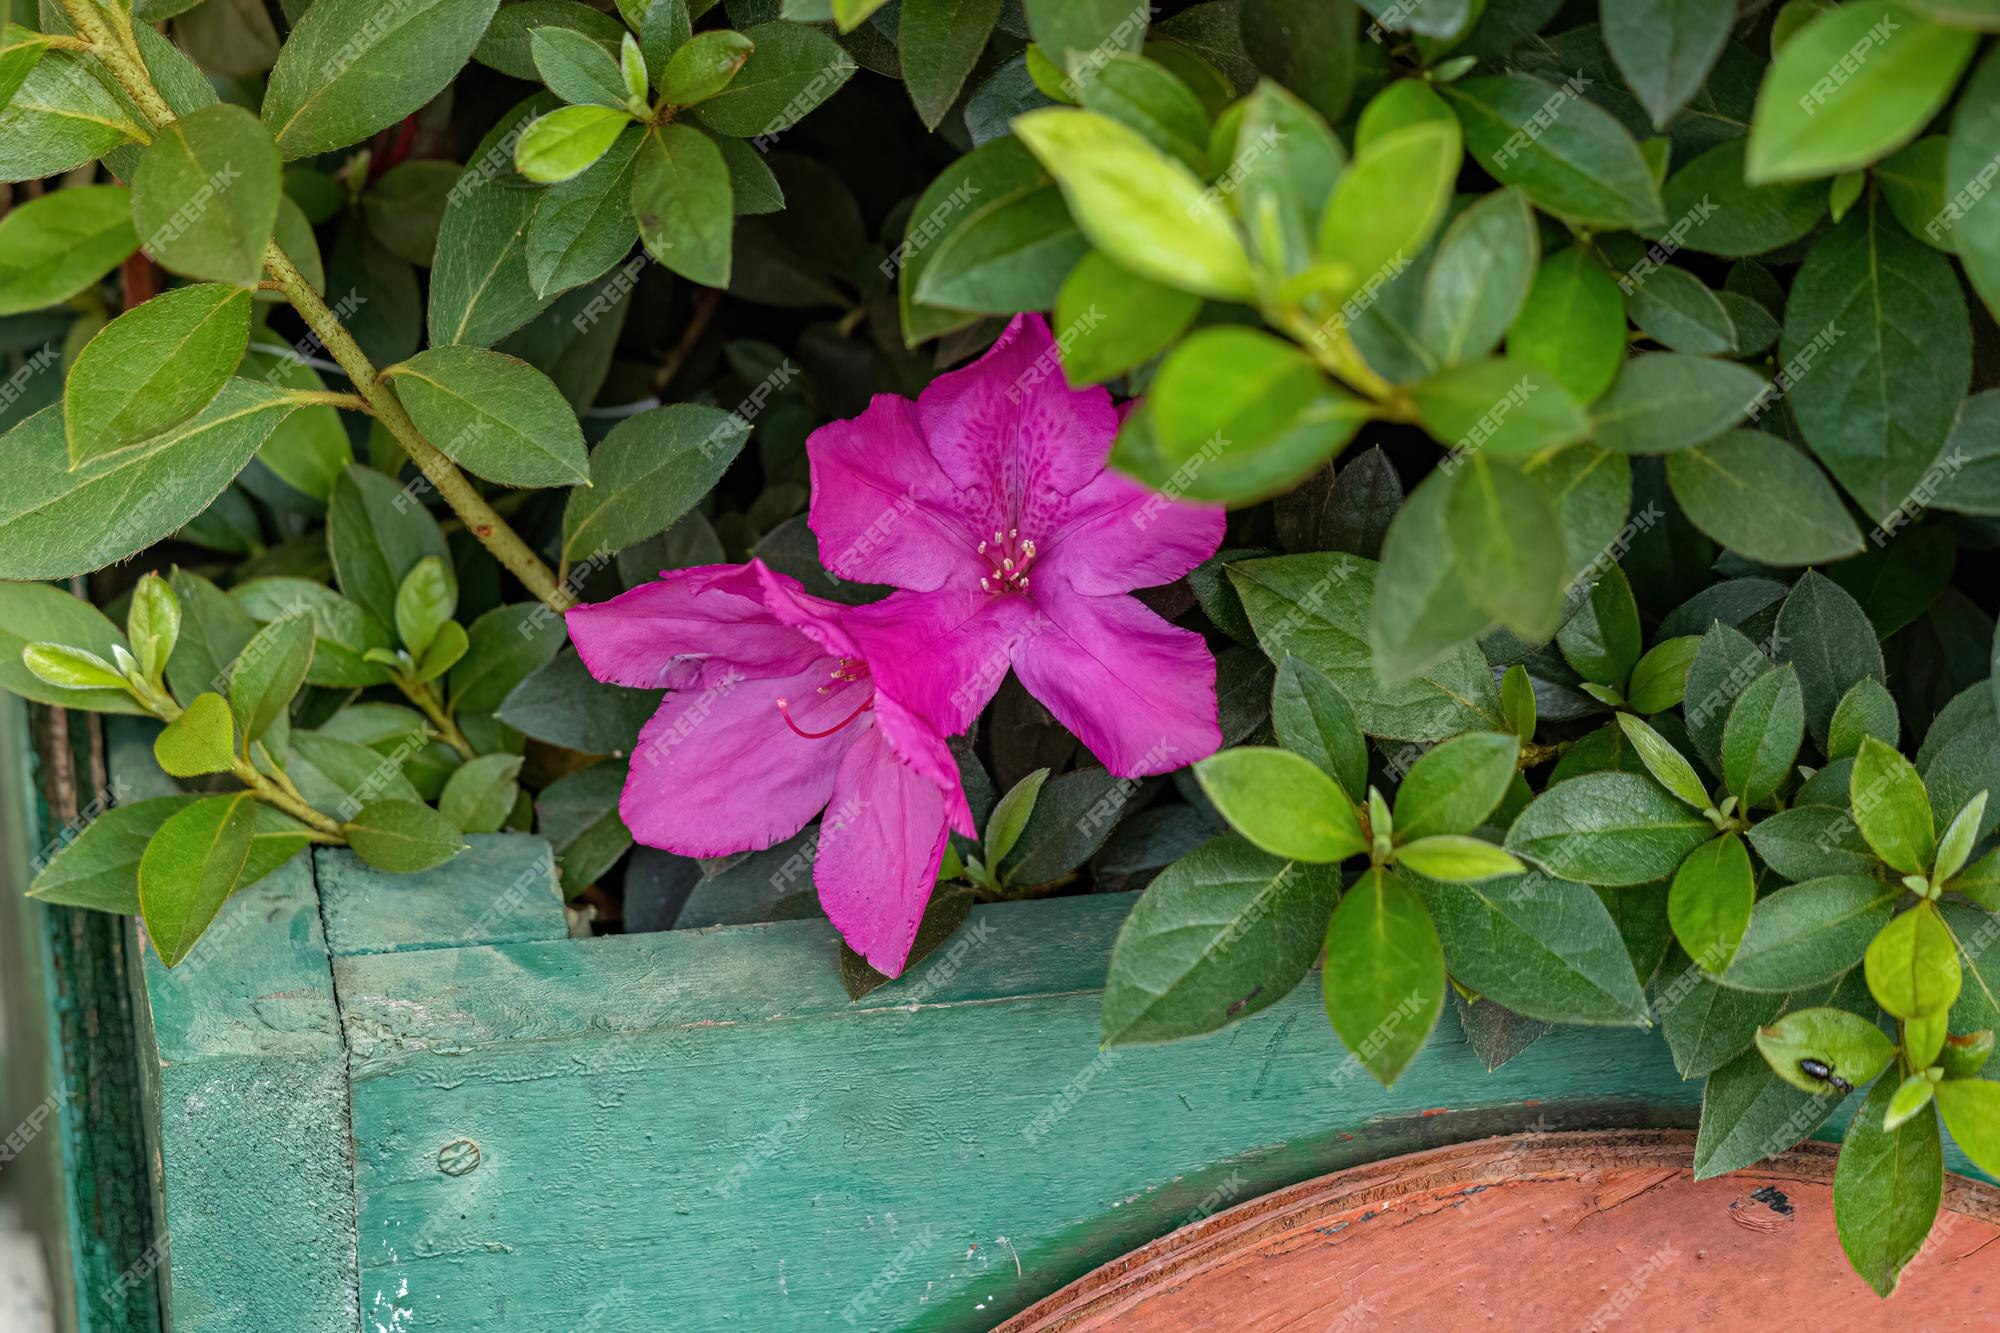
808, 313, 1226, 777
566, 561, 974, 976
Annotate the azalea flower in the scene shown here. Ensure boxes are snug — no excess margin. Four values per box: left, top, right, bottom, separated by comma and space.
808, 313, 1226, 777
566, 561, 974, 975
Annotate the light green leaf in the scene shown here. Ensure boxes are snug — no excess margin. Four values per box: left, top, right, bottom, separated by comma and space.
130, 103, 281, 287
139, 792, 258, 967
984, 768, 1050, 868
1615, 713, 1710, 811
154, 691, 235, 777
517, 104, 632, 182
1194, 747, 1365, 862
1506, 247, 1625, 404
1721, 665, 1804, 806
1323, 867, 1445, 1086
1392, 730, 1519, 841
1318, 119, 1460, 306
1755, 1005, 1898, 1093
1853, 735, 1937, 875
0, 185, 137, 315
1865, 902, 1962, 1019
1668, 833, 1753, 972
1392, 834, 1524, 882
1935, 1078, 2000, 1178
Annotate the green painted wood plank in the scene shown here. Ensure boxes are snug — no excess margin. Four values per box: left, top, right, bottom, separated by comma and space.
328, 885, 1866, 1331
315, 835, 567, 958
132, 856, 357, 1333
5, 700, 162, 1333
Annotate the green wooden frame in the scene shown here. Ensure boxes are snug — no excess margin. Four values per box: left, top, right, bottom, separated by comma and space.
13, 709, 1995, 1329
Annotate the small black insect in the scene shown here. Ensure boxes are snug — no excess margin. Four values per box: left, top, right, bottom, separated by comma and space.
1798, 1058, 1854, 1093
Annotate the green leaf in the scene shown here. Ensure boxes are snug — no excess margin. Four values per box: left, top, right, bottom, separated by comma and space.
1318, 119, 1460, 306
562, 403, 748, 564
912, 182, 1087, 315
1506, 248, 1625, 405
1014, 107, 1255, 300
1668, 834, 1753, 973
1323, 868, 1445, 1086
660, 30, 752, 107
22, 644, 128, 694
1270, 655, 1368, 799
129, 102, 281, 287
1755, 1005, 1898, 1093
1239, 0, 1353, 125
477, 3, 623, 79
1615, 713, 1710, 811
517, 104, 632, 183
1417, 188, 1537, 367
1560, 564, 1643, 688
140, 793, 258, 967
1364, 471, 1490, 684
287, 732, 422, 818
327, 464, 451, 630
1443, 455, 1566, 639
1721, 665, 1804, 806
1695, 1044, 1843, 1179
1501, 662, 1536, 740
262, 0, 502, 159
1100, 832, 1341, 1045
1626, 635, 1700, 715
1951, 48, 2000, 328
1590, 353, 1764, 455
1077, 54, 1209, 171
537, 763, 629, 896
1231, 552, 1504, 741
1829, 678, 1901, 760
983, 767, 1050, 868
1392, 834, 1524, 882
1227, 79, 1345, 275
438, 753, 525, 835
429, 96, 562, 347
524, 125, 644, 297
0, 185, 137, 316
27, 795, 200, 914
64, 284, 251, 465
692, 21, 853, 136
1393, 731, 1518, 841
1504, 771, 1714, 887
1664, 431, 1864, 565
1776, 570, 1888, 749
1723, 875, 1899, 992
1410, 358, 1589, 464
1747, 0, 1976, 184
1194, 747, 1365, 862
154, 691, 235, 777
0, 383, 299, 581
228, 615, 314, 747
1935, 791, 1986, 885
1747, 804, 1879, 881
0, 582, 141, 714
1853, 735, 1937, 875
0, 51, 143, 183
1603, 0, 1733, 129
126, 572, 180, 686
1413, 869, 1651, 1026
1053, 251, 1200, 385
630, 123, 733, 285
1781, 199, 1971, 525
1883, 1073, 1937, 1130
409, 619, 468, 684
392, 556, 455, 661
231, 578, 394, 689
533, 24, 637, 109
450, 603, 567, 714
1147, 326, 1362, 502
898, 0, 1003, 131
382, 346, 590, 488
1661, 962, 1785, 1078
0, 25, 52, 111
1442, 74, 1665, 230
343, 798, 468, 873
1866, 902, 1962, 1019
1835, 1072, 1944, 1297
1935, 1078, 2000, 1177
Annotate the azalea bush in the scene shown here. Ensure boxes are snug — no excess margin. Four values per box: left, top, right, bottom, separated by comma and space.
8, 0, 2000, 1300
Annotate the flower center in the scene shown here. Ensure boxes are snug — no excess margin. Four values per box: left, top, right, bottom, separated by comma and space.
978, 528, 1037, 596
775, 657, 874, 740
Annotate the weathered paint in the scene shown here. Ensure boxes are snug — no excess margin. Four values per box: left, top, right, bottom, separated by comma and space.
88, 830, 2000, 1329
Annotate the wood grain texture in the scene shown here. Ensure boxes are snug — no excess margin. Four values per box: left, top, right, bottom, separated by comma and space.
321, 886, 1761, 1331
132, 855, 357, 1333
316, 833, 566, 957
997, 1131, 2000, 1331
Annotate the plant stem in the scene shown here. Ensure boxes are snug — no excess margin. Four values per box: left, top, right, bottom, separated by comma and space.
396, 677, 477, 761
282, 389, 371, 412
58, 0, 574, 616
146, 692, 347, 840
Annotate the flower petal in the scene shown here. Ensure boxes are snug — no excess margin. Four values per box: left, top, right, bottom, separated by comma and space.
917, 313, 1120, 536
618, 657, 857, 856
806, 393, 981, 591
813, 725, 954, 977
566, 565, 818, 690
842, 587, 1043, 734
872, 692, 976, 837
1037, 467, 1225, 595
1011, 584, 1220, 778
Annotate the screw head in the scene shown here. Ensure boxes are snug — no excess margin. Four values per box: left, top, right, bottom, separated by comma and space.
437, 1138, 481, 1175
